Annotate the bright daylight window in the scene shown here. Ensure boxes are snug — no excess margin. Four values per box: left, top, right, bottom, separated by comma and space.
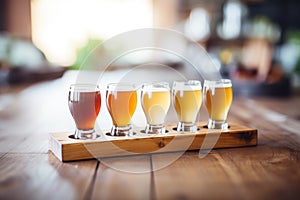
31, 0, 153, 66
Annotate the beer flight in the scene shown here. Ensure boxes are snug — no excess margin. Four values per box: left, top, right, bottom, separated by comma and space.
68, 79, 233, 139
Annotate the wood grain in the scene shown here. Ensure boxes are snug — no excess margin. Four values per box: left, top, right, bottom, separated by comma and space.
232, 100, 300, 150
49, 123, 257, 161
0, 153, 97, 200
92, 155, 152, 200
216, 146, 300, 200
152, 146, 300, 200
152, 151, 244, 200
1, 70, 300, 200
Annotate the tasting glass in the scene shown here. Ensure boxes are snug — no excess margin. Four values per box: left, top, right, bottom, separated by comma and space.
141, 82, 171, 134
203, 79, 232, 130
68, 84, 101, 139
173, 80, 202, 133
106, 83, 137, 136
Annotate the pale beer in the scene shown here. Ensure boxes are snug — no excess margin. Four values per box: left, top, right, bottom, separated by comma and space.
141, 82, 170, 134
173, 80, 202, 132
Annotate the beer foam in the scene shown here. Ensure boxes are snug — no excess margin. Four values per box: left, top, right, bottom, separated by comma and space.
173, 80, 202, 92
149, 87, 170, 92
142, 82, 170, 92
107, 83, 136, 97
214, 83, 232, 88
204, 80, 231, 96
113, 88, 136, 92
174, 85, 202, 91
204, 79, 232, 88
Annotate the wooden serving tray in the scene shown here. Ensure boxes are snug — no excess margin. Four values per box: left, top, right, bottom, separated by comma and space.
49, 123, 257, 162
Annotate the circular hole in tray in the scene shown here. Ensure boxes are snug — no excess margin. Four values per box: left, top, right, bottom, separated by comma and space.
105, 132, 137, 137
69, 134, 76, 139
172, 127, 200, 132
202, 125, 231, 129
140, 129, 169, 134
68, 134, 101, 140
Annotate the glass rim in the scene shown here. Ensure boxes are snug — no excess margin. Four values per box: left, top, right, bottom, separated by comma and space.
107, 82, 137, 91
204, 79, 231, 83
70, 84, 100, 91
141, 82, 170, 92
141, 81, 170, 87
173, 79, 201, 84
203, 79, 232, 87
173, 80, 202, 89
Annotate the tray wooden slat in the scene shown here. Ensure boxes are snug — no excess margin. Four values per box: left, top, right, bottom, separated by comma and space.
49, 123, 257, 162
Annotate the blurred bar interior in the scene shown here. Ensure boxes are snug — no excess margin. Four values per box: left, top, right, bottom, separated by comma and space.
1, 0, 300, 96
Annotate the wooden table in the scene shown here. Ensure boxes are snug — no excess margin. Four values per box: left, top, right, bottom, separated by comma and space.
1, 70, 300, 200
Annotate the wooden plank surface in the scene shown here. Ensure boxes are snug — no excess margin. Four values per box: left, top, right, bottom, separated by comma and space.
216, 146, 300, 200
92, 155, 152, 200
232, 99, 300, 150
152, 151, 244, 200
1, 70, 300, 200
152, 147, 300, 200
0, 153, 98, 200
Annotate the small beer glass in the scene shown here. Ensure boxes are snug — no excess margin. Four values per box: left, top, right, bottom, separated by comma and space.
68, 84, 101, 139
203, 79, 233, 130
173, 80, 202, 133
106, 83, 137, 136
141, 82, 171, 134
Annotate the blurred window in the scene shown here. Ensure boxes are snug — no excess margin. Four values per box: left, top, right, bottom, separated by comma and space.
31, 0, 153, 66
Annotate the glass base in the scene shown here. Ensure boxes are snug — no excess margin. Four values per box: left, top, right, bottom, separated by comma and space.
176, 122, 198, 133
110, 125, 133, 136
145, 124, 166, 134
207, 119, 228, 130
74, 129, 97, 139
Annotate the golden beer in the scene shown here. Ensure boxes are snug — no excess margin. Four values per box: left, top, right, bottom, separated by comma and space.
203, 79, 232, 129
173, 80, 202, 132
205, 87, 232, 120
141, 82, 170, 134
106, 83, 137, 136
107, 91, 137, 126
174, 90, 202, 123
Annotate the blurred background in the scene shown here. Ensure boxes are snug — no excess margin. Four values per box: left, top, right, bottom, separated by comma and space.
1, 0, 300, 96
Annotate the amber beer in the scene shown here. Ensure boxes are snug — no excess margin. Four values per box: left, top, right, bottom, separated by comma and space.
106, 83, 137, 136
173, 80, 202, 132
68, 84, 101, 139
141, 82, 170, 134
203, 79, 232, 129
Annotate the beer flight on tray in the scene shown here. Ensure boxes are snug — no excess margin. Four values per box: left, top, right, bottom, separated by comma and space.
68, 79, 233, 139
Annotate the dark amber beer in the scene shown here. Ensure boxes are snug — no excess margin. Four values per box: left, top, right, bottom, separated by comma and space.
68, 84, 101, 139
